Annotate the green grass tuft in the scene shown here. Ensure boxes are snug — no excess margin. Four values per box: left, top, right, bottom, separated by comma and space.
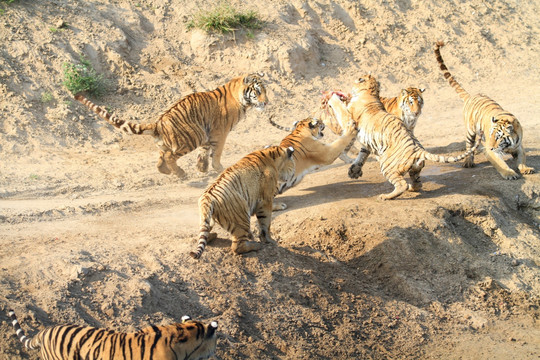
62, 56, 107, 97
187, 2, 261, 34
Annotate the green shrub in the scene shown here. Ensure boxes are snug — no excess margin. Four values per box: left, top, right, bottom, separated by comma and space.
62, 56, 107, 97
188, 2, 261, 34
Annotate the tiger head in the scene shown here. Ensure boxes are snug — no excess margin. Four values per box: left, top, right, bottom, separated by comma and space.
489, 116, 520, 153
398, 87, 425, 118
174, 316, 218, 360
293, 118, 325, 139
262, 146, 295, 186
242, 73, 268, 111
351, 74, 380, 97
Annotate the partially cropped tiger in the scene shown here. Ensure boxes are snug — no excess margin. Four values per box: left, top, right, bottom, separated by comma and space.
327, 74, 482, 200
434, 41, 534, 179
271, 117, 357, 210
190, 145, 295, 259
75, 73, 268, 178
317, 86, 425, 163
9, 309, 217, 360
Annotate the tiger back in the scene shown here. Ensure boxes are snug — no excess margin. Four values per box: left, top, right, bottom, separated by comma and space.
327, 74, 482, 200
75, 73, 268, 179
190, 145, 295, 259
9, 310, 217, 360
434, 41, 534, 179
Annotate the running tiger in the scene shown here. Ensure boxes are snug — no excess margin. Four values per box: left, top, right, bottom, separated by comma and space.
190, 145, 295, 259
75, 73, 268, 178
271, 117, 357, 210
327, 74, 482, 200
318, 87, 425, 163
434, 41, 534, 179
9, 309, 217, 360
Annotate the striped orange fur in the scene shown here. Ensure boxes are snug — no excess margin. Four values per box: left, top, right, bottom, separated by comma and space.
75, 73, 268, 178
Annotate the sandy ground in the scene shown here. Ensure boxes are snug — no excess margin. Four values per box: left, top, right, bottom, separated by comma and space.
1, 0, 540, 359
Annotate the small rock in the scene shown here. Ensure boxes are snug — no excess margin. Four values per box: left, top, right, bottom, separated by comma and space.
55, 19, 67, 29
511, 259, 521, 267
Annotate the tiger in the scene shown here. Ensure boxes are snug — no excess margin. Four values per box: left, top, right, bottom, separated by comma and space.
75, 73, 268, 179
271, 117, 358, 210
326, 74, 483, 200
190, 145, 295, 259
9, 309, 217, 360
317, 86, 425, 164
434, 41, 534, 179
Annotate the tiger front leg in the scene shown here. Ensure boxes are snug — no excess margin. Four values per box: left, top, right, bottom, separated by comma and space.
462, 131, 476, 168
514, 145, 535, 175
256, 202, 275, 243
348, 147, 370, 179
485, 148, 519, 180
210, 137, 226, 173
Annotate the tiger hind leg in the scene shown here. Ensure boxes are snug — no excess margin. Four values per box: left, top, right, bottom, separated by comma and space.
165, 151, 187, 178
230, 229, 262, 255
197, 145, 210, 173
408, 160, 425, 191
380, 173, 409, 200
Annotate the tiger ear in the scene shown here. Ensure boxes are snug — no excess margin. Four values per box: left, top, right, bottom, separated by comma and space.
309, 119, 318, 128
286, 146, 294, 158
292, 120, 299, 128
355, 77, 365, 84
420, 88, 426, 93
491, 117, 498, 123
207, 321, 218, 338
181, 315, 192, 323
257, 72, 265, 77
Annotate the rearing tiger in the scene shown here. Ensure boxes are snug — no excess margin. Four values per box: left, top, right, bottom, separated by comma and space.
434, 41, 534, 179
327, 74, 483, 200
318, 86, 425, 164
75, 73, 268, 178
9, 309, 218, 360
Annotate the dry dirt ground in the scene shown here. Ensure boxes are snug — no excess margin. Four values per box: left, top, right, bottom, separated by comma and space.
1, 0, 540, 359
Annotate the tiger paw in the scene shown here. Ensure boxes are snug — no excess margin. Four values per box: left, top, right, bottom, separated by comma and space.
408, 182, 422, 192
232, 240, 262, 255
502, 170, 520, 180
196, 156, 209, 172
348, 164, 363, 179
272, 202, 287, 211
462, 159, 475, 168
519, 165, 535, 175
157, 158, 172, 175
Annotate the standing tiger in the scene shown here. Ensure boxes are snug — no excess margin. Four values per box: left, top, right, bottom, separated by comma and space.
327, 74, 482, 200
75, 73, 268, 178
434, 41, 534, 179
318, 87, 425, 164
190, 145, 295, 259
9, 309, 217, 360
271, 117, 357, 210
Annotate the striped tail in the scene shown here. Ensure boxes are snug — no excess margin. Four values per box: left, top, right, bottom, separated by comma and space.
433, 41, 470, 101
74, 93, 156, 135
422, 130, 483, 163
267, 115, 293, 132
8, 310, 38, 350
190, 199, 214, 259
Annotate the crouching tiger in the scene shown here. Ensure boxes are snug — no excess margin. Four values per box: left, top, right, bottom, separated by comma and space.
190, 145, 295, 259
9, 309, 217, 360
75, 73, 268, 178
327, 74, 482, 200
434, 41, 534, 179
